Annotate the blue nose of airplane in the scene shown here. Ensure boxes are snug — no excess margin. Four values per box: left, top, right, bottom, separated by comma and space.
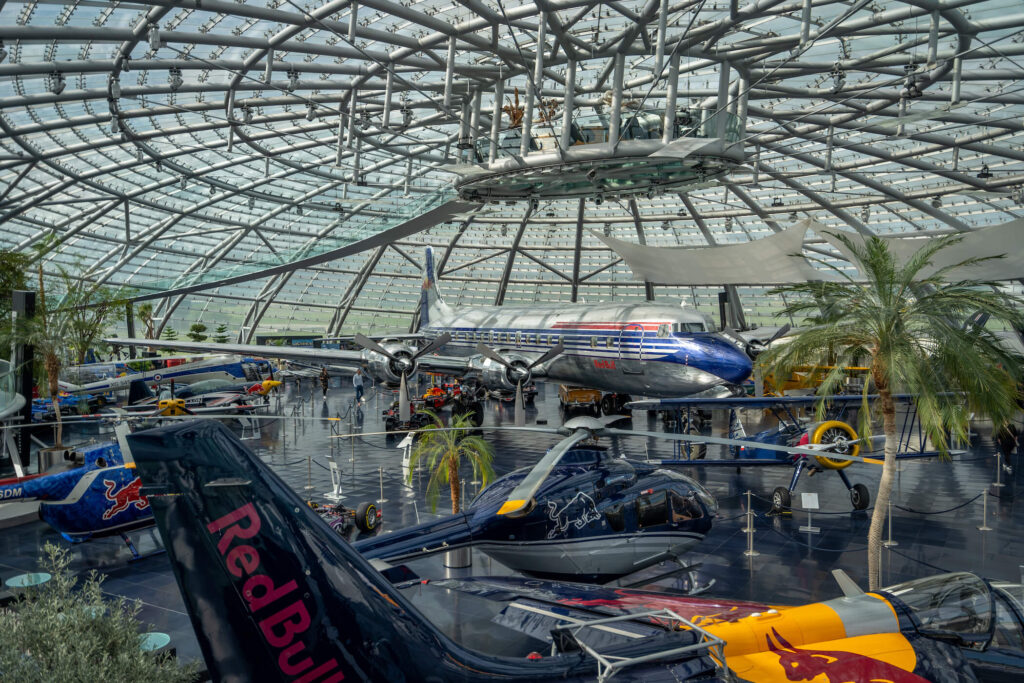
680, 335, 753, 385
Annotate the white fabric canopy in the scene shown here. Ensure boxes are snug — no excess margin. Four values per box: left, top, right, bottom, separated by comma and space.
594, 218, 839, 285
819, 219, 1024, 281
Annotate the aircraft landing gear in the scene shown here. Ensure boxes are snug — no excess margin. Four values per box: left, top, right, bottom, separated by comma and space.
600, 393, 632, 415
850, 482, 870, 510
771, 486, 791, 513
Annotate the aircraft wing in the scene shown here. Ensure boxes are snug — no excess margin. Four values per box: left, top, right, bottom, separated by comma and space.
106, 337, 474, 377
627, 393, 926, 411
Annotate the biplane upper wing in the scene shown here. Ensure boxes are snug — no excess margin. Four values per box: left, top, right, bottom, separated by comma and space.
626, 394, 924, 411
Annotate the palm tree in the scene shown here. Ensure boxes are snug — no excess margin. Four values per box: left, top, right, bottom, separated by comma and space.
758, 232, 1024, 590
407, 410, 496, 514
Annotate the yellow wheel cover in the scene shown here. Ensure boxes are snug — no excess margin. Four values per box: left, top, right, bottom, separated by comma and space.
811, 420, 859, 470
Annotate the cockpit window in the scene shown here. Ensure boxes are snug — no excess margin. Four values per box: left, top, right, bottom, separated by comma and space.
885, 573, 992, 637
657, 324, 670, 338
672, 322, 706, 333
992, 589, 1024, 650
670, 492, 703, 522
559, 449, 599, 465
637, 491, 670, 527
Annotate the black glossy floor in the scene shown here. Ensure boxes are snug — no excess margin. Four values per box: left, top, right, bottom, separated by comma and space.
2, 376, 1024, 669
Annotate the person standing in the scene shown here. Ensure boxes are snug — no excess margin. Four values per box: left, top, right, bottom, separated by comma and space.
353, 369, 364, 404
320, 366, 329, 398
996, 421, 1019, 475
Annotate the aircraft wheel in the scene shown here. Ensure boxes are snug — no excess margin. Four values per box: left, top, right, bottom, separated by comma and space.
850, 483, 870, 510
355, 502, 379, 532
772, 487, 792, 512
600, 394, 616, 416
685, 424, 707, 460
614, 394, 632, 413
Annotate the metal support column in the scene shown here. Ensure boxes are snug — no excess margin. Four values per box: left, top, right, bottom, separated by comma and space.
494, 205, 534, 306
570, 197, 585, 302
12, 290, 34, 469
627, 199, 655, 300
521, 14, 546, 157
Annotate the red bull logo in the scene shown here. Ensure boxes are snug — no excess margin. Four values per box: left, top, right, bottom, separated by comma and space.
593, 359, 616, 370
102, 477, 150, 520
766, 628, 928, 682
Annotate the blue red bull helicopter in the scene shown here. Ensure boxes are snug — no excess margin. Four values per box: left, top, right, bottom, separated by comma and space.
124, 419, 1024, 682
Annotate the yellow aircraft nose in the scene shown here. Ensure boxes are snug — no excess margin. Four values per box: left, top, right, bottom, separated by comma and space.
259, 380, 282, 395
158, 398, 187, 416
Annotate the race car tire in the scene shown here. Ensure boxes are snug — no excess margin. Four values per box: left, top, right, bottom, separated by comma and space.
355, 502, 379, 532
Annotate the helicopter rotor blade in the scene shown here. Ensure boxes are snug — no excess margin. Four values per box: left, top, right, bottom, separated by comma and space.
497, 429, 591, 517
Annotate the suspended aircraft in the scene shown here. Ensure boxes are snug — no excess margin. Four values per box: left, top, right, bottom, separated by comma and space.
110, 247, 756, 427
57, 354, 275, 398
128, 419, 1024, 683
629, 394, 952, 512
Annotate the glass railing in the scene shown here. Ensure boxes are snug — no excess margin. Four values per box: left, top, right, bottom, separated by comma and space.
0, 359, 20, 420
471, 109, 742, 161
127, 186, 458, 294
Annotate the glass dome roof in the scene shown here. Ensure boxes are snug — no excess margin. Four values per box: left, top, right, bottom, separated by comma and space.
1, 0, 1021, 339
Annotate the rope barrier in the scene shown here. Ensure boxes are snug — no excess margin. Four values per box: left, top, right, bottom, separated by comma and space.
888, 547, 951, 574
893, 492, 983, 515
751, 493, 874, 515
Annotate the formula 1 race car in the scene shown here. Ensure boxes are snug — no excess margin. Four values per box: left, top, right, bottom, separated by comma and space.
307, 500, 381, 536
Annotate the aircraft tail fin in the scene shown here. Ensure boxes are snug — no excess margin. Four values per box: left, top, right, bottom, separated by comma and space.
127, 379, 154, 404
127, 420, 464, 682
419, 246, 450, 328
727, 409, 746, 440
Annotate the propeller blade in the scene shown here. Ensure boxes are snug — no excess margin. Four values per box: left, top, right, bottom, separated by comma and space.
475, 342, 511, 368
497, 429, 591, 516
514, 380, 525, 427
413, 332, 451, 359
354, 333, 397, 361
399, 372, 411, 423
528, 340, 565, 371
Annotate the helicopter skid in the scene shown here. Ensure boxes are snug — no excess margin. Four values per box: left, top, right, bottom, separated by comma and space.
476, 531, 704, 582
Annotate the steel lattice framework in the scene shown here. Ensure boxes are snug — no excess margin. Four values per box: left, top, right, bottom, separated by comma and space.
1, 0, 1022, 339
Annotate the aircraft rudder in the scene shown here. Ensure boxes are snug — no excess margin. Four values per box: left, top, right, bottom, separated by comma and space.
128, 420, 438, 682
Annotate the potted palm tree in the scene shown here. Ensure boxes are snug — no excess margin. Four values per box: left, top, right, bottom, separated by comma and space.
407, 409, 495, 567
758, 231, 1024, 589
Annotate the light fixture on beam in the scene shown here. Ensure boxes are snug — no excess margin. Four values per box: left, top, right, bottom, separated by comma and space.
110, 115, 120, 134
242, 105, 253, 124
109, 75, 121, 99
306, 103, 316, 121
931, 196, 942, 208
977, 165, 992, 179
50, 71, 66, 95
168, 67, 183, 92
830, 63, 845, 93
286, 69, 299, 92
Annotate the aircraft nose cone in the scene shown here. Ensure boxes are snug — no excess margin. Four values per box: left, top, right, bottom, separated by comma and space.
686, 335, 753, 385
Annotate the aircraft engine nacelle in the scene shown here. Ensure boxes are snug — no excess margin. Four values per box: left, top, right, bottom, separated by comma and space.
476, 354, 533, 392
363, 344, 419, 387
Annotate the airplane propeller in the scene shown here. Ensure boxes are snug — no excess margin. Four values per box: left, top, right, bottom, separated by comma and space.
720, 324, 792, 360
475, 341, 564, 426
354, 332, 451, 423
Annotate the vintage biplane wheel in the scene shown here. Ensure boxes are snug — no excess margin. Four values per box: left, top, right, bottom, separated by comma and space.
684, 424, 707, 460
771, 487, 792, 512
600, 395, 616, 416
850, 483, 870, 510
355, 502, 379, 532
810, 420, 859, 470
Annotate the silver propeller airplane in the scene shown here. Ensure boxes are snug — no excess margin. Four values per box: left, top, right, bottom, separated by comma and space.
110, 248, 754, 423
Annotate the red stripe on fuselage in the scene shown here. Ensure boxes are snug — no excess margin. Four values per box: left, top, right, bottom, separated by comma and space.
551, 322, 666, 331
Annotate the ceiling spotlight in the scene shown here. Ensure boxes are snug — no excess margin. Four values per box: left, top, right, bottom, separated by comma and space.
242, 105, 253, 124
677, 207, 687, 217
296, 205, 303, 215
286, 69, 299, 92
306, 103, 316, 121
931, 196, 942, 208
209, 185, 216, 196
725, 217, 733, 232
0, 41, 7, 64
789, 211, 798, 220
180, 175, 186, 189
500, 225, 508, 237
603, 223, 611, 236
248, 196, 255, 209
771, 197, 783, 207
50, 71, 66, 95
978, 164, 993, 179
109, 75, 121, 99
861, 206, 870, 222
401, 107, 412, 127
122, 55, 131, 73
148, 25, 161, 52
168, 67, 183, 92
661, 221, 670, 231
137, 148, 145, 162
903, 78, 923, 99
830, 63, 845, 93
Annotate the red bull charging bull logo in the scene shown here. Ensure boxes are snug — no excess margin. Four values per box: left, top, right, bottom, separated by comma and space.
766, 628, 928, 682
102, 477, 150, 520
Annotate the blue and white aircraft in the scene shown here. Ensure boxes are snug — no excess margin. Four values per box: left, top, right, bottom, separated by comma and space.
111, 248, 753, 422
